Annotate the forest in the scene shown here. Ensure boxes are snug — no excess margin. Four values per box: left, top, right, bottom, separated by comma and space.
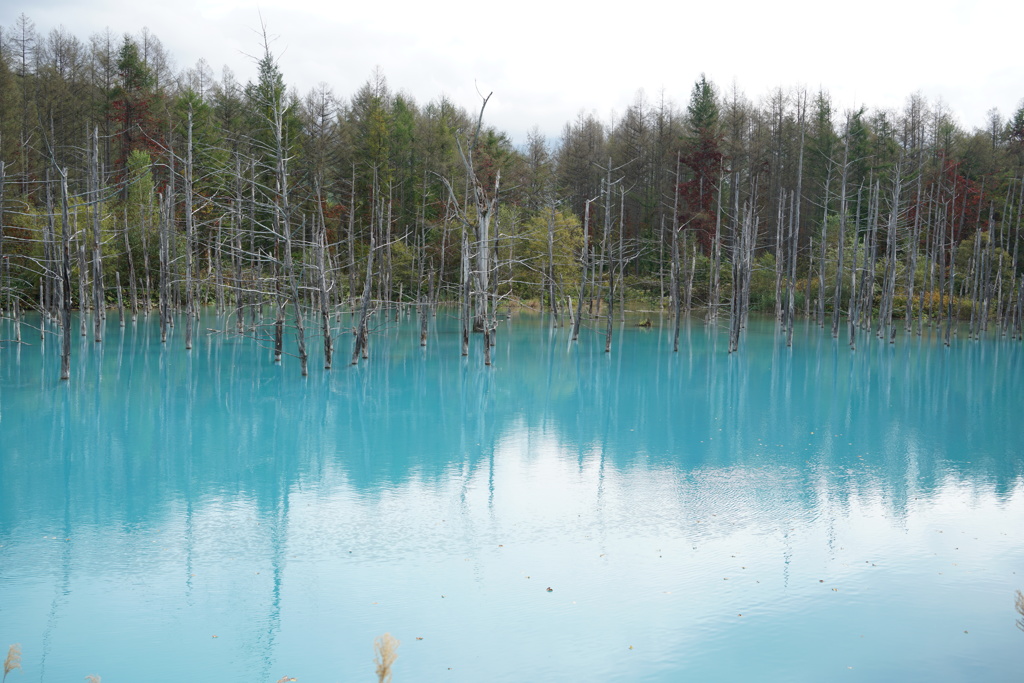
1, 14, 1023, 376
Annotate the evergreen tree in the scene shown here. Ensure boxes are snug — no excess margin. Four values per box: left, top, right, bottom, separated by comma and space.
679, 73, 723, 252
111, 34, 157, 184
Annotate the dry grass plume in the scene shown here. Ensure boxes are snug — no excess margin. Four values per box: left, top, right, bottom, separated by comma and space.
3, 645, 21, 682
374, 633, 399, 683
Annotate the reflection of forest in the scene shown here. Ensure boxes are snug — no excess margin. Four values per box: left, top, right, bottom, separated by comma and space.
2, 311, 1021, 538
2, 311, 1023, 682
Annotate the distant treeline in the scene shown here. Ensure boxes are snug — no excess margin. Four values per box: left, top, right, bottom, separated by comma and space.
1, 13, 1023, 370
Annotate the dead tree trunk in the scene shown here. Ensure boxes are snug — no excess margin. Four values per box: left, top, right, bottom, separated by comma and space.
274, 270, 284, 363
419, 275, 430, 347
547, 203, 560, 326
981, 211, 996, 336
817, 167, 831, 326
315, 186, 334, 369
461, 228, 470, 355
184, 111, 195, 351
571, 197, 595, 342
709, 163, 724, 322
214, 219, 225, 315
77, 208, 87, 338
905, 167, 924, 334
785, 191, 798, 347
859, 181, 880, 332
115, 271, 124, 327
849, 185, 863, 350
351, 231, 376, 365
91, 128, 105, 343
602, 166, 614, 354
44, 167, 57, 323
273, 99, 308, 376
831, 135, 850, 338
141, 194, 153, 311
0, 161, 5, 318
730, 202, 757, 353
123, 209, 138, 321
671, 176, 682, 352
347, 165, 358, 310
451, 93, 500, 338
774, 189, 785, 322
47, 168, 62, 320
159, 192, 170, 344
878, 170, 902, 342
233, 158, 245, 333
670, 153, 682, 348
59, 167, 73, 380
786, 112, 806, 347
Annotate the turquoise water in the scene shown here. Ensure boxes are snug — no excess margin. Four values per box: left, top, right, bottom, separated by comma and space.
1, 311, 1023, 682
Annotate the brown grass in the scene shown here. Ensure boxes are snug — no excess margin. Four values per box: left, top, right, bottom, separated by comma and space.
3, 645, 21, 682
374, 633, 399, 683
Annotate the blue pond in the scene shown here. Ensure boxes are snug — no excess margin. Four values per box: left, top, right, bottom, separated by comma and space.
1, 311, 1023, 682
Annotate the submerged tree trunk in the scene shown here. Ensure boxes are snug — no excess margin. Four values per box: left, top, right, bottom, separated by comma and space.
214, 219, 225, 315
709, 165, 724, 322
351, 231, 376, 365
60, 168, 73, 380
831, 136, 849, 338
273, 100, 307, 376
274, 267, 284, 363
420, 288, 429, 347
461, 229, 470, 356
786, 191, 798, 347
848, 185, 863, 350
123, 209, 139, 321
91, 128, 105, 343
141, 194, 153, 312
115, 271, 124, 327
78, 207, 88, 338
878, 171, 902, 342
786, 111, 805, 347
159, 193, 170, 343
233, 158, 246, 334
572, 198, 595, 342
0, 161, 5, 318
184, 111, 195, 351
547, 204, 560, 327
348, 164, 358, 309
602, 167, 614, 354
44, 168, 57, 323
774, 189, 785, 322
44, 168, 59, 321
670, 153, 682, 350
905, 168, 923, 334
730, 202, 757, 353
817, 167, 831, 326
671, 223, 681, 353
315, 186, 333, 369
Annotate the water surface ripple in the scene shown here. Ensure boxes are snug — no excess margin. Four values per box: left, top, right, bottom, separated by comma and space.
1, 312, 1022, 682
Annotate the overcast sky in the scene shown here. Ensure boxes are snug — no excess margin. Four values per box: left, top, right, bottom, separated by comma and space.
8, 0, 1024, 145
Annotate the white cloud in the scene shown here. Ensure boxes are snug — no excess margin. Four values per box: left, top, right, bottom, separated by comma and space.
6, 0, 1023, 144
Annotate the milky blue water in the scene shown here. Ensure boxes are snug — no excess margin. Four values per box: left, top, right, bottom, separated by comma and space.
1, 311, 1023, 683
